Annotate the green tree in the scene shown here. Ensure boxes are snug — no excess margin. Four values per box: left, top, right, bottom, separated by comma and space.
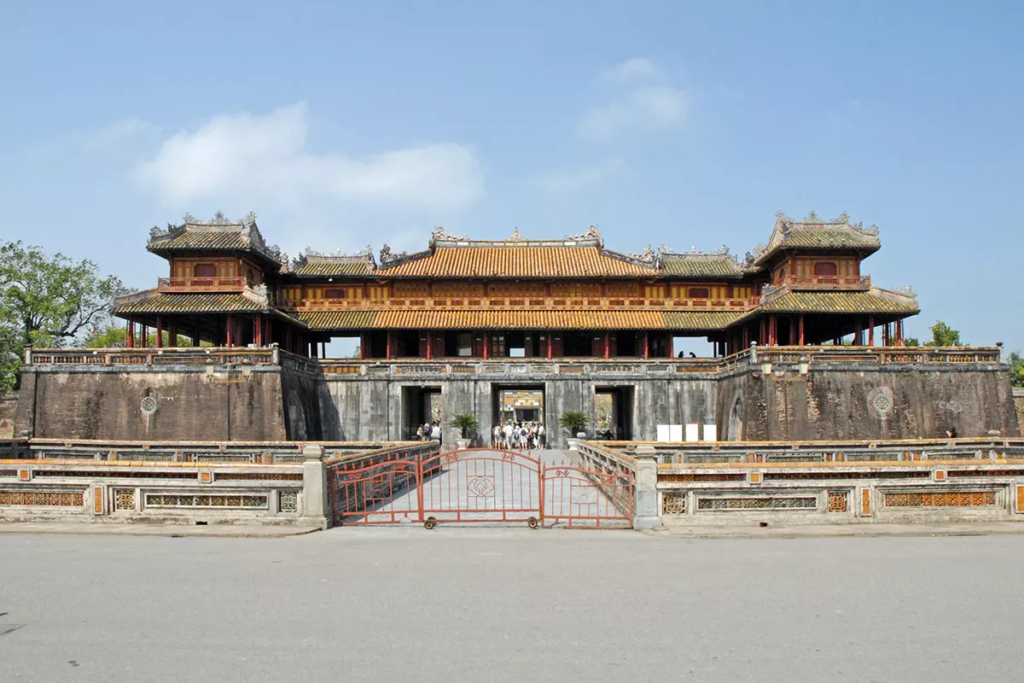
84, 326, 193, 349
924, 321, 964, 347
1008, 352, 1024, 388
0, 241, 125, 391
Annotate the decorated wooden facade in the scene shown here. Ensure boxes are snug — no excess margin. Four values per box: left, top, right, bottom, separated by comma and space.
113, 211, 919, 358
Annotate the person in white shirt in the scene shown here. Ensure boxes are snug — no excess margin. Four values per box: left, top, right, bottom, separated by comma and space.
502, 423, 513, 449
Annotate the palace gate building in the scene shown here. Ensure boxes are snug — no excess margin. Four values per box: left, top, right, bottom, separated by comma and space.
15, 211, 1017, 447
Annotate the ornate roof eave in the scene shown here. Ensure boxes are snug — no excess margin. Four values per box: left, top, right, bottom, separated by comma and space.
147, 211, 287, 269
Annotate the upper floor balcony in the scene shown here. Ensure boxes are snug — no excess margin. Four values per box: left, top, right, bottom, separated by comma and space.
777, 274, 871, 290
272, 294, 764, 312
157, 276, 247, 293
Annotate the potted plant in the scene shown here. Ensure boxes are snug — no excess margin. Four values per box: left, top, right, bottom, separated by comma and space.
559, 410, 589, 450
450, 412, 480, 449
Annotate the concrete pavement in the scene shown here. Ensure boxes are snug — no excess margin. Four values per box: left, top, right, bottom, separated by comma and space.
2, 530, 1023, 682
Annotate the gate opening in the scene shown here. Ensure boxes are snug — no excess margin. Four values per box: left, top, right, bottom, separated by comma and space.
595, 386, 635, 440
493, 385, 546, 431
402, 386, 442, 441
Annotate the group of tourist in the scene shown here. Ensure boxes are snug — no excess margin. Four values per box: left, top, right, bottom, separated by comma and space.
492, 421, 545, 450
416, 422, 442, 444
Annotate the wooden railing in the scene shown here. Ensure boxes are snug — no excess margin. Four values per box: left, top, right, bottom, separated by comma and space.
158, 277, 247, 292
274, 295, 764, 312
23, 345, 1003, 369
26, 346, 279, 366
777, 275, 870, 289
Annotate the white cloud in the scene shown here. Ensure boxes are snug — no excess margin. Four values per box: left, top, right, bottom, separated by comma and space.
528, 157, 624, 195
601, 58, 661, 85
134, 102, 483, 211
578, 86, 688, 140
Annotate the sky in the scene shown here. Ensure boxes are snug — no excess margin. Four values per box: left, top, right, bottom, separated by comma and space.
2, 1, 1023, 350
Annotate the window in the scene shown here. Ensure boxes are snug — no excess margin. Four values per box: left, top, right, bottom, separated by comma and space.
193, 264, 216, 277
689, 287, 710, 299
814, 262, 838, 277
456, 333, 473, 357
324, 288, 347, 299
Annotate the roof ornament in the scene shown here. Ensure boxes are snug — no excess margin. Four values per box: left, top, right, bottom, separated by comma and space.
744, 251, 756, 267
892, 286, 917, 299
627, 245, 656, 264
803, 210, 820, 223
833, 211, 850, 224
241, 211, 258, 227
209, 210, 233, 225
864, 224, 880, 236
564, 225, 602, 241
182, 212, 197, 224
714, 244, 730, 255
379, 244, 408, 265
509, 227, 525, 242
657, 244, 677, 255
432, 226, 466, 241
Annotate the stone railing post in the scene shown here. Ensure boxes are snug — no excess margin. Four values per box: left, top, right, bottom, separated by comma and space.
301, 444, 330, 529
750, 341, 758, 365
633, 445, 662, 530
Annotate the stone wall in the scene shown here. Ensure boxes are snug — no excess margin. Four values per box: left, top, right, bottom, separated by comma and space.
720, 361, 1017, 441
16, 349, 1019, 445
0, 392, 17, 438
1014, 388, 1024, 436
19, 366, 290, 441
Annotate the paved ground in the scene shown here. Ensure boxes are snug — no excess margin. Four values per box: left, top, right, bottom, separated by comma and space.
2, 530, 1022, 682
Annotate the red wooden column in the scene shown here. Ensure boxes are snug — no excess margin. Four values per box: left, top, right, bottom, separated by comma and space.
141, 325, 148, 348
547, 334, 553, 360
424, 331, 432, 360
483, 331, 490, 360
386, 332, 393, 360
225, 316, 233, 347
253, 315, 262, 346
742, 326, 749, 349
642, 331, 649, 359
855, 318, 863, 346
155, 316, 163, 348
868, 316, 875, 346
897, 320, 905, 346
126, 317, 134, 349
759, 318, 766, 346
798, 315, 805, 346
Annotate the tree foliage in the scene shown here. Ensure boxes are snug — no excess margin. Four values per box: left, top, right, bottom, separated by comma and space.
925, 321, 963, 347
0, 241, 125, 391
450, 412, 480, 439
559, 410, 590, 435
1008, 352, 1024, 389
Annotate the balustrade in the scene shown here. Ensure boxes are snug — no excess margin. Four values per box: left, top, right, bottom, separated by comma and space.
157, 276, 247, 292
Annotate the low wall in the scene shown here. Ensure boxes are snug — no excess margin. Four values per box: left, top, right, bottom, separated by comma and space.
0, 440, 430, 527
586, 439, 1024, 526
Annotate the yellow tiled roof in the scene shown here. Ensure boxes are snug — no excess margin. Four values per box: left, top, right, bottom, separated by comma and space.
660, 256, 742, 278
377, 246, 654, 278
757, 291, 919, 315
294, 309, 749, 331
114, 293, 269, 314
295, 310, 378, 329
292, 259, 376, 277
662, 311, 746, 330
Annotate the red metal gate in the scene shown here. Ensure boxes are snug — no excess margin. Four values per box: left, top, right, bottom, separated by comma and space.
329, 447, 633, 528
542, 465, 634, 528
419, 449, 543, 525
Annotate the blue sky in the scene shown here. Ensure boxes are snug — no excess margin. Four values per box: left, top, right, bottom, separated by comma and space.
2, 1, 1022, 348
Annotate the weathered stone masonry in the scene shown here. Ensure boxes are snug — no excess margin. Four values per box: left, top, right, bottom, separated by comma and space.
16, 347, 1018, 448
